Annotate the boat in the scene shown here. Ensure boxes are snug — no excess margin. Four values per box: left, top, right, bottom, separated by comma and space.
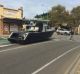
8, 20, 54, 44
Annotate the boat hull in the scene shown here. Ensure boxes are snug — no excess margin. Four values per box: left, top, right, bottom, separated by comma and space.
8, 31, 54, 44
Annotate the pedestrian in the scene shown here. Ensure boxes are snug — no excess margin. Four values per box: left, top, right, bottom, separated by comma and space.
70, 29, 74, 40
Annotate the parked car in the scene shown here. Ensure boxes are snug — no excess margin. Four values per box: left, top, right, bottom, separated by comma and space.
56, 28, 71, 35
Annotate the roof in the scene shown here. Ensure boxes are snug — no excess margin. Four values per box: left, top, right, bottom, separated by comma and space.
23, 18, 50, 23
3, 17, 23, 24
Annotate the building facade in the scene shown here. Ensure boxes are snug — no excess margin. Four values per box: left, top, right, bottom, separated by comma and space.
0, 5, 23, 35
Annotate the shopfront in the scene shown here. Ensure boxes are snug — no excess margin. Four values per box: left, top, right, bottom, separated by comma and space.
0, 5, 23, 35
3, 18, 23, 34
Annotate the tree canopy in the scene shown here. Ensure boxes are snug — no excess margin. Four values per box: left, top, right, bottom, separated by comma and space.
71, 6, 80, 27
34, 5, 80, 27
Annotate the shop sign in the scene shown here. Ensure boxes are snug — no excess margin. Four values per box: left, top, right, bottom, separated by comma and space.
4, 9, 17, 17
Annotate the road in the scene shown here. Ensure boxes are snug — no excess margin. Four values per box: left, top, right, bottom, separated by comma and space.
0, 37, 80, 74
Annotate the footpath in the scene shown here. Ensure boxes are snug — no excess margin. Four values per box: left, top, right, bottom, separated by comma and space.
0, 35, 10, 46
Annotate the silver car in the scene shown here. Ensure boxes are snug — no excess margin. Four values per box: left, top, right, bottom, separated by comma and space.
56, 29, 71, 35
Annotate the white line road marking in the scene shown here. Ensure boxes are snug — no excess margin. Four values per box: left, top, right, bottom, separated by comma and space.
32, 45, 80, 74
65, 54, 80, 74
0, 41, 54, 53
54, 39, 60, 41
0, 41, 51, 53
0, 45, 29, 53
0, 44, 14, 48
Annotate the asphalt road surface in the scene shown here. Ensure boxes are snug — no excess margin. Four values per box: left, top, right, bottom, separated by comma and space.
0, 38, 80, 74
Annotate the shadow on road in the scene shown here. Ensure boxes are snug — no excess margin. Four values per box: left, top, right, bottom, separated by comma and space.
18, 38, 53, 45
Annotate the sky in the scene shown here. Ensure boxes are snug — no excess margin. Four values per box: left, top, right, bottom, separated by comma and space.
0, 0, 80, 18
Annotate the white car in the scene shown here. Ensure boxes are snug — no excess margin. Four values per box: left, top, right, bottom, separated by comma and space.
56, 29, 71, 35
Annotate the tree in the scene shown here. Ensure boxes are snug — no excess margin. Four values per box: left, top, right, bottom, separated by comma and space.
71, 6, 80, 27
34, 5, 80, 29
49, 5, 70, 27
35, 12, 49, 20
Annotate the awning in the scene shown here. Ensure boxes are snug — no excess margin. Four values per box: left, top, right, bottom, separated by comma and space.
3, 18, 23, 25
